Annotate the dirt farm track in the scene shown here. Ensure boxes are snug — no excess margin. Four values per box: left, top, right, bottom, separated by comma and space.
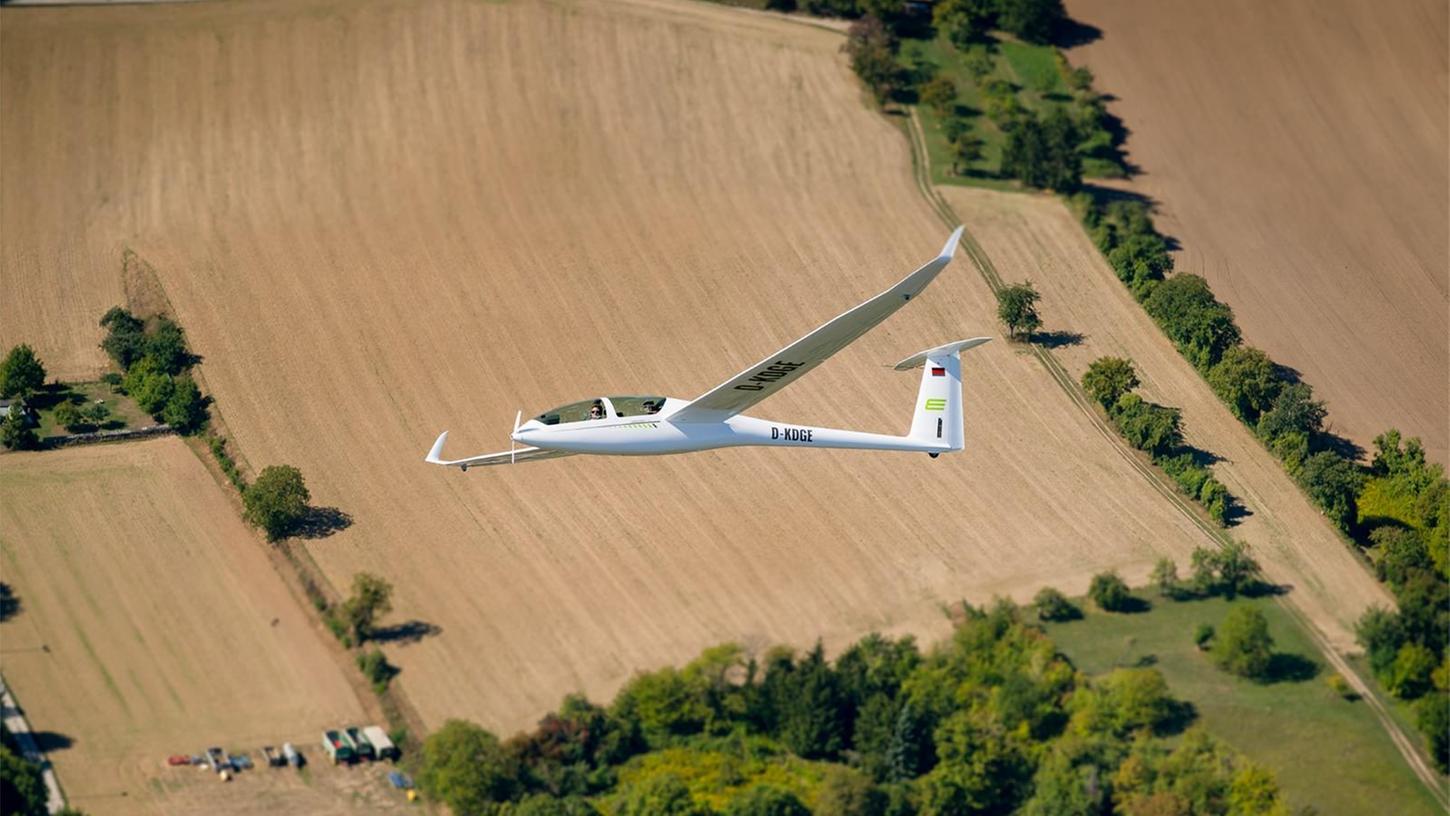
0, 0, 1410, 784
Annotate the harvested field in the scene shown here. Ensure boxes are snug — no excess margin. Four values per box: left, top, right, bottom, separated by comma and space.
1063, 0, 1450, 463
942, 186, 1393, 647
0, 438, 370, 815
0, 0, 1232, 734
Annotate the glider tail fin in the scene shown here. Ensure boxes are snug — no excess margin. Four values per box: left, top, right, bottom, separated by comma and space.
895, 337, 992, 451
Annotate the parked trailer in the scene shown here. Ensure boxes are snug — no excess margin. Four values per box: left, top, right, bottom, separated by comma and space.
362, 726, 399, 761
322, 730, 355, 764
346, 727, 375, 761
283, 742, 303, 768
261, 746, 284, 768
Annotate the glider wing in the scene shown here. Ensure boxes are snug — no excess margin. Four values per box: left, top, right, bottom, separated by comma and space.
669, 227, 964, 423
424, 431, 577, 469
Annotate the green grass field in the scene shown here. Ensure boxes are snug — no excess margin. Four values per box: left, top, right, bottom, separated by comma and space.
28, 380, 147, 442
1043, 591, 1442, 815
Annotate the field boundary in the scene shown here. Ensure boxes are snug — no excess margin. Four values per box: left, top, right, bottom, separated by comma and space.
898, 106, 1449, 807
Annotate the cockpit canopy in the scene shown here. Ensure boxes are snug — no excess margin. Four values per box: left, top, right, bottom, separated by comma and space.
534, 395, 667, 425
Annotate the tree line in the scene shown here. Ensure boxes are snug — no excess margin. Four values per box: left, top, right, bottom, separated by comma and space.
414, 601, 1289, 816
98, 306, 208, 433
1081, 356, 1235, 525
1068, 194, 1450, 770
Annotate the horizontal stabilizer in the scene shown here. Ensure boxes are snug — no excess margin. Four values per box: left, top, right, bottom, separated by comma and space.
892, 337, 992, 371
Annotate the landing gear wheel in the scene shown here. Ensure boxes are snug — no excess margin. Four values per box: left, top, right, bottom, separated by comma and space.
928, 452, 940, 459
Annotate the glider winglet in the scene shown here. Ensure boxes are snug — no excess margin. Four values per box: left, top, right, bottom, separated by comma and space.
425, 431, 450, 464
940, 225, 965, 261
892, 337, 992, 371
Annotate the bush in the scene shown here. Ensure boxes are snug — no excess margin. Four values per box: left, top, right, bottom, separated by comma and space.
1193, 623, 1214, 650
357, 649, 398, 694
1325, 673, 1357, 701
1207, 346, 1281, 423
209, 435, 246, 491
1081, 357, 1139, 410
1414, 692, 1449, 773
1110, 393, 1183, 458
1141, 275, 1241, 371
1297, 451, 1363, 532
0, 345, 45, 399
1032, 586, 1079, 622
996, 0, 1064, 44
1150, 558, 1179, 597
1088, 571, 1131, 612
919, 75, 956, 116
1212, 607, 1273, 679
341, 572, 394, 644
53, 401, 84, 431
1387, 643, 1436, 699
242, 464, 310, 541
1256, 382, 1325, 445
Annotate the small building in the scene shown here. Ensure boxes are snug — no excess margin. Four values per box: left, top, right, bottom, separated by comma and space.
0, 398, 31, 424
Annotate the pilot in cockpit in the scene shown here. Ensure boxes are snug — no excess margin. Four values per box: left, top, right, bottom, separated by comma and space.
588, 401, 604, 420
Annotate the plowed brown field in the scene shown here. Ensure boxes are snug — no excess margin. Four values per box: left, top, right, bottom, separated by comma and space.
0, 438, 372, 814
1063, 0, 1449, 462
0, 0, 1391, 758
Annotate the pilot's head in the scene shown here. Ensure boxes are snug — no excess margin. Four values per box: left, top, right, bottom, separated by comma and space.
589, 404, 603, 419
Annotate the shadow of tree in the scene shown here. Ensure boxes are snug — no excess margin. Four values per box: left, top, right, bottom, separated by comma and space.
31, 731, 74, 753
1052, 18, 1103, 49
290, 507, 353, 540
0, 583, 18, 621
1263, 652, 1320, 684
1031, 330, 1085, 349
1157, 699, 1198, 736
369, 620, 442, 646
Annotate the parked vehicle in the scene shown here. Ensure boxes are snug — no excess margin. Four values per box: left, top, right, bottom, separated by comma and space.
322, 730, 355, 764
346, 727, 375, 761
283, 742, 303, 769
261, 746, 284, 768
205, 746, 227, 773
362, 726, 399, 761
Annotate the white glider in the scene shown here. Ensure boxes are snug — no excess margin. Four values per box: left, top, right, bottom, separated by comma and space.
426, 227, 990, 470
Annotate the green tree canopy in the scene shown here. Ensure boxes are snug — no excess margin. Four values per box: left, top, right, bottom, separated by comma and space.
0, 345, 45, 399
996, 0, 1064, 44
995, 282, 1041, 339
1207, 345, 1280, 423
1150, 557, 1179, 597
1032, 587, 1079, 622
242, 464, 310, 541
342, 572, 394, 643
99, 306, 146, 370
0, 407, 37, 451
1142, 275, 1241, 371
418, 720, 522, 815
146, 318, 191, 375
162, 375, 207, 433
815, 766, 885, 816
1212, 606, 1273, 679
724, 784, 809, 816
919, 75, 957, 117
0, 742, 47, 816
617, 773, 711, 816
843, 17, 902, 105
1081, 357, 1139, 409
1088, 571, 1131, 612
1297, 451, 1363, 531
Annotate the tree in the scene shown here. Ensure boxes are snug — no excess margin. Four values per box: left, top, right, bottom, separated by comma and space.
843, 17, 902, 105
995, 282, 1041, 339
884, 700, 932, 781
1213, 541, 1260, 599
949, 131, 985, 176
995, 0, 1064, 44
99, 306, 146, 370
963, 46, 994, 82
1081, 357, 1139, 410
1256, 382, 1326, 444
1212, 606, 1273, 679
1150, 557, 1179, 597
516, 796, 602, 816
0, 345, 45, 399
54, 401, 84, 431
618, 774, 710, 816
242, 464, 310, 541
417, 720, 521, 815
816, 766, 886, 816
919, 76, 957, 117
933, 0, 995, 49
1414, 693, 1449, 773
725, 784, 810, 816
161, 375, 206, 432
84, 401, 110, 426
1207, 346, 1280, 423
1387, 643, 1436, 699
1297, 451, 1363, 531
146, 318, 190, 375
0, 407, 37, 451
1001, 112, 1081, 190
1111, 393, 1183, 457
123, 357, 174, 417
1354, 607, 1404, 679
778, 642, 847, 759
1032, 586, 1079, 621
1088, 571, 1131, 612
342, 572, 394, 644
0, 742, 47, 816
1227, 764, 1287, 816
1141, 275, 1241, 370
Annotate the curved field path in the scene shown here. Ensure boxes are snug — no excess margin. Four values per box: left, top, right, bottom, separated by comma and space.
1063, 0, 1449, 463
0, 0, 1227, 732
